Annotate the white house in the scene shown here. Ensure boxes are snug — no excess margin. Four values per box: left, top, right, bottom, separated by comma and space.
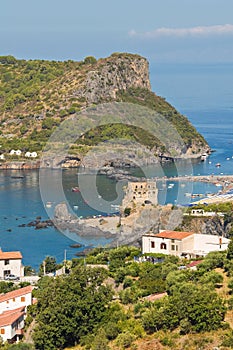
0, 250, 24, 279
0, 306, 25, 343
9, 150, 22, 156
142, 230, 230, 258
25, 151, 38, 158
0, 285, 33, 314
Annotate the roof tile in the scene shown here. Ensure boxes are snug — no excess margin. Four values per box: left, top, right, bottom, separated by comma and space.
154, 230, 194, 240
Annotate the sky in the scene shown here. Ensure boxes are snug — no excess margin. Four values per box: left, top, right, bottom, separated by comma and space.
1, 0, 233, 63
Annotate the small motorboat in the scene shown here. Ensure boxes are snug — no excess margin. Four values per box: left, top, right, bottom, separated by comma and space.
215, 163, 221, 167
46, 202, 52, 208
72, 187, 80, 192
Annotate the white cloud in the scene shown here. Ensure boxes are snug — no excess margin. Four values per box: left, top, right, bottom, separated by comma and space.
129, 24, 233, 39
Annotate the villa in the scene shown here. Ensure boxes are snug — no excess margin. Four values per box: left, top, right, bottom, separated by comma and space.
142, 230, 230, 258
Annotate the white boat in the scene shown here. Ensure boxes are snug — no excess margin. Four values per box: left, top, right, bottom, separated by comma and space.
46, 202, 52, 208
201, 153, 208, 161
73, 205, 79, 210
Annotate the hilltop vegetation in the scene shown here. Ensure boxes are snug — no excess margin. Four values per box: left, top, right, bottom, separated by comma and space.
0, 53, 208, 159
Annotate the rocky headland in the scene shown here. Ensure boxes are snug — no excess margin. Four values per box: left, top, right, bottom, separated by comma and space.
0, 53, 209, 170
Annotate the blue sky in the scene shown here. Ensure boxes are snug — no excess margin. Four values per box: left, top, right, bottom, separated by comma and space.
1, 0, 233, 63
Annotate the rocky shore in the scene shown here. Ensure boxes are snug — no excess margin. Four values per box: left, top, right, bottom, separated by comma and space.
52, 202, 184, 246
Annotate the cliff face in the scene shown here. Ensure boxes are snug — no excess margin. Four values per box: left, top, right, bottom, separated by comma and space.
178, 215, 233, 238
82, 54, 151, 103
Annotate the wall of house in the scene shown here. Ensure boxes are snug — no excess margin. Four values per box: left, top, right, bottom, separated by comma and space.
192, 234, 229, 256
0, 292, 32, 314
142, 236, 183, 256
0, 259, 23, 279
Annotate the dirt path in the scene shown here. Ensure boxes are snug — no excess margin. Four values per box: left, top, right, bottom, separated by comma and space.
24, 319, 36, 344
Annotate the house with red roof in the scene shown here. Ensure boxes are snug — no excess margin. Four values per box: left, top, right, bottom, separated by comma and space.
0, 306, 25, 342
0, 286, 33, 342
0, 249, 24, 279
142, 230, 230, 258
0, 286, 33, 314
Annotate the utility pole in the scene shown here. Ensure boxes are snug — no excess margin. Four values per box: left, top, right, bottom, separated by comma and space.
64, 249, 67, 273
43, 260, 46, 276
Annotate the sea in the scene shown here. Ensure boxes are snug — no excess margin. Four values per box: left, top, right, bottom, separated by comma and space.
1, 62, 233, 270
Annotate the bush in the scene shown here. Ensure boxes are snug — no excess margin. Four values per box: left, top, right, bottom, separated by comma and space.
115, 331, 135, 349
124, 207, 131, 217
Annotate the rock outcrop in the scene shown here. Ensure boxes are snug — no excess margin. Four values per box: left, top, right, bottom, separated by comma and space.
81, 53, 151, 103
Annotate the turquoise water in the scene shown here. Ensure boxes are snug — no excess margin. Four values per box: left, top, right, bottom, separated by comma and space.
1, 62, 233, 269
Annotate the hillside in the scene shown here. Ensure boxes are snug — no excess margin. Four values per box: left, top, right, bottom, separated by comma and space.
0, 53, 209, 163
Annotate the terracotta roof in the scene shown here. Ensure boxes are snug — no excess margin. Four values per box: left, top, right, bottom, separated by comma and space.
187, 260, 203, 268
154, 230, 194, 240
0, 250, 22, 260
0, 307, 25, 327
0, 286, 33, 303
144, 292, 168, 302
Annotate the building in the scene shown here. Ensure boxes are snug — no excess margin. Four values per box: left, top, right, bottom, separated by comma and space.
121, 180, 158, 210
0, 286, 33, 343
25, 151, 38, 158
142, 230, 230, 258
9, 150, 22, 156
0, 250, 24, 279
0, 306, 25, 343
0, 286, 33, 314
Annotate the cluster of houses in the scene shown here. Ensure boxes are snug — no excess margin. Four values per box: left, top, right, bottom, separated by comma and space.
0, 150, 38, 161
0, 249, 34, 343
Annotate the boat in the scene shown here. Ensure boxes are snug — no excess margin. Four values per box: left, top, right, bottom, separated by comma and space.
201, 153, 208, 161
215, 163, 221, 167
72, 187, 80, 192
185, 193, 192, 197
73, 205, 79, 210
46, 202, 52, 208
215, 183, 222, 187
167, 183, 174, 189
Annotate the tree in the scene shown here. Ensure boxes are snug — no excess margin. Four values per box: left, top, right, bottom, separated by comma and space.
142, 282, 226, 334
39, 256, 57, 276
33, 266, 112, 349
227, 238, 233, 260
83, 56, 97, 65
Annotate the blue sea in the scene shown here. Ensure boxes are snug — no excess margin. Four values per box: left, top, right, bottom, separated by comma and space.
1, 62, 233, 269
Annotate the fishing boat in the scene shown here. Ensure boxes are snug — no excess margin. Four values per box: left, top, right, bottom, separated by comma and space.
72, 187, 80, 192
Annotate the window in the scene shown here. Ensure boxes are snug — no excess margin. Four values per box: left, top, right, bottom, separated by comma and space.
151, 241, 155, 248
171, 245, 175, 251
160, 243, 167, 250
171, 239, 175, 243
0, 329, 5, 335
13, 298, 15, 302
21, 297, 25, 302
176, 245, 178, 251
4, 259, 9, 265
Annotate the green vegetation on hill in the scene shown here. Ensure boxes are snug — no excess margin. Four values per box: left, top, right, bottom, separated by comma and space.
24, 243, 233, 350
0, 54, 208, 158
